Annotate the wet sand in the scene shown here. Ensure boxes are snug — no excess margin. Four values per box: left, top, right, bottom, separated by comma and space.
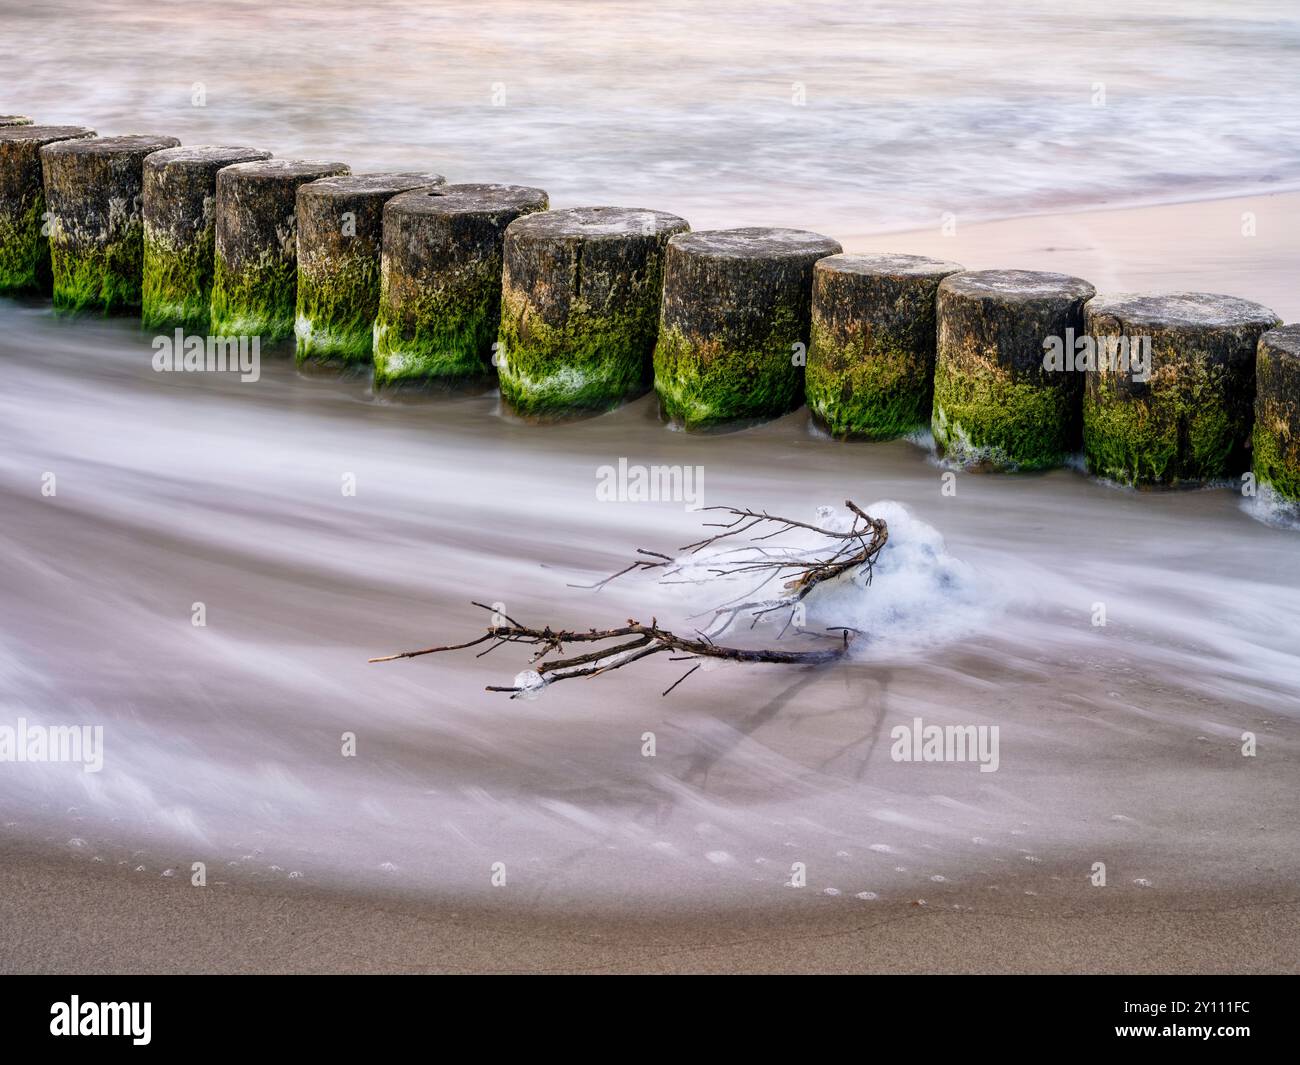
849, 190, 1300, 322
3, 843, 1296, 974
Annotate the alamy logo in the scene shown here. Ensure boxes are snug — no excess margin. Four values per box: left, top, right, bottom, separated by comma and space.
0, 718, 103, 772
890, 716, 1000, 773
50, 996, 151, 1045
596, 458, 704, 510
1042, 328, 1151, 382
152, 329, 261, 382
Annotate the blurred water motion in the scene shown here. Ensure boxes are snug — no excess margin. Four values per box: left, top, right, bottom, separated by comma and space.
3, 0, 1298, 234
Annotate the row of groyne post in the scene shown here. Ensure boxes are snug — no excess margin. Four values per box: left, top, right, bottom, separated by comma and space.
1, 116, 1297, 506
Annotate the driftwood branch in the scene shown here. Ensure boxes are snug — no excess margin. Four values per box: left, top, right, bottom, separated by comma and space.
573, 498, 888, 637
371, 500, 886, 697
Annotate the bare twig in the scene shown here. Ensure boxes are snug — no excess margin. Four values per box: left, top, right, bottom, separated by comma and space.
371, 500, 886, 696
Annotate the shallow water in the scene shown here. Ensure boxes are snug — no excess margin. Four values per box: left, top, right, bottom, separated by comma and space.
1, 304, 1297, 909
5, 0, 1300, 234
4, 0, 1299, 912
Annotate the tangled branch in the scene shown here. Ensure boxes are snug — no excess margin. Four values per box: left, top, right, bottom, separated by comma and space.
370, 500, 887, 697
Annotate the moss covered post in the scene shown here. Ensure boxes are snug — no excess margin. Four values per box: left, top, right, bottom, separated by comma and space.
1254, 325, 1300, 508
807, 252, 963, 439
372, 183, 548, 386
294, 171, 445, 365
653, 227, 841, 430
210, 158, 350, 340
142, 146, 272, 331
0, 124, 95, 294
1083, 293, 1280, 486
496, 206, 689, 415
933, 269, 1094, 470
40, 134, 180, 314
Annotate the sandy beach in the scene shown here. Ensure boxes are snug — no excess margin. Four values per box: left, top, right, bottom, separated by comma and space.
4, 842, 1296, 974
848, 190, 1300, 323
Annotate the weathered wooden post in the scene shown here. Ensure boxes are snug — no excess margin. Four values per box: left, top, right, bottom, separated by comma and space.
373, 183, 548, 386
1255, 325, 1300, 508
933, 269, 1095, 469
0, 124, 95, 294
653, 227, 841, 429
142, 145, 272, 330
210, 158, 350, 340
294, 171, 445, 364
1083, 293, 1281, 486
807, 252, 963, 439
497, 206, 689, 415
40, 134, 180, 313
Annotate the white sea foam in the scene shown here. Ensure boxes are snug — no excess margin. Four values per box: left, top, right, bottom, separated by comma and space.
1241, 486, 1300, 531
806, 500, 995, 657
668, 499, 997, 658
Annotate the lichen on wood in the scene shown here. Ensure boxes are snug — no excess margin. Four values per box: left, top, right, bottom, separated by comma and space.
294, 171, 445, 365
372, 183, 548, 386
41, 133, 181, 314
1253, 324, 1300, 504
496, 206, 689, 416
933, 269, 1095, 470
807, 252, 962, 439
653, 228, 842, 430
1083, 292, 1281, 486
0, 124, 95, 294
210, 158, 350, 341
141, 145, 272, 330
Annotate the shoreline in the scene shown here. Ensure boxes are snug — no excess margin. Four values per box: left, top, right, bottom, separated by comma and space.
851, 181, 1300, 239
3, 842, 1296, 974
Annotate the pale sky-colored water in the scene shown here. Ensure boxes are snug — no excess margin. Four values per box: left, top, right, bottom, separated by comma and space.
4, 0, 1299, 234
1, 311, 1297, 906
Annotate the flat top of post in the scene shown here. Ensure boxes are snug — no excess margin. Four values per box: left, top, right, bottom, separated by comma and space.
385, 183, 548, 217
1260, 323, 1300, 360
219, 158, 350, 181
145, 145, 272, 169
40, 134, 180, 157
1086, 292, 1280, 331
298, 172, 446, 200
817, 251, 963, 278
0, 124, 95, 145
941, 268, 1094, 302
668, 227, 842, 261
507, 206, 689, 240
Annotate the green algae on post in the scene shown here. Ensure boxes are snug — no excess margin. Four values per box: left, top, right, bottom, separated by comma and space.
933, 269, 1094, 470
1254, 325, 1300, 506
295, 171, 445, 365
1083, 292, 1281, 487
0, 124, 95, 294
373, 183, 548, 386
40, 134, 180, 314
653, 227, 841, 430
142, 145, 273, 331
807, 252, 963, 439
210, 158, 350, 342
497, 206, 689, 415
